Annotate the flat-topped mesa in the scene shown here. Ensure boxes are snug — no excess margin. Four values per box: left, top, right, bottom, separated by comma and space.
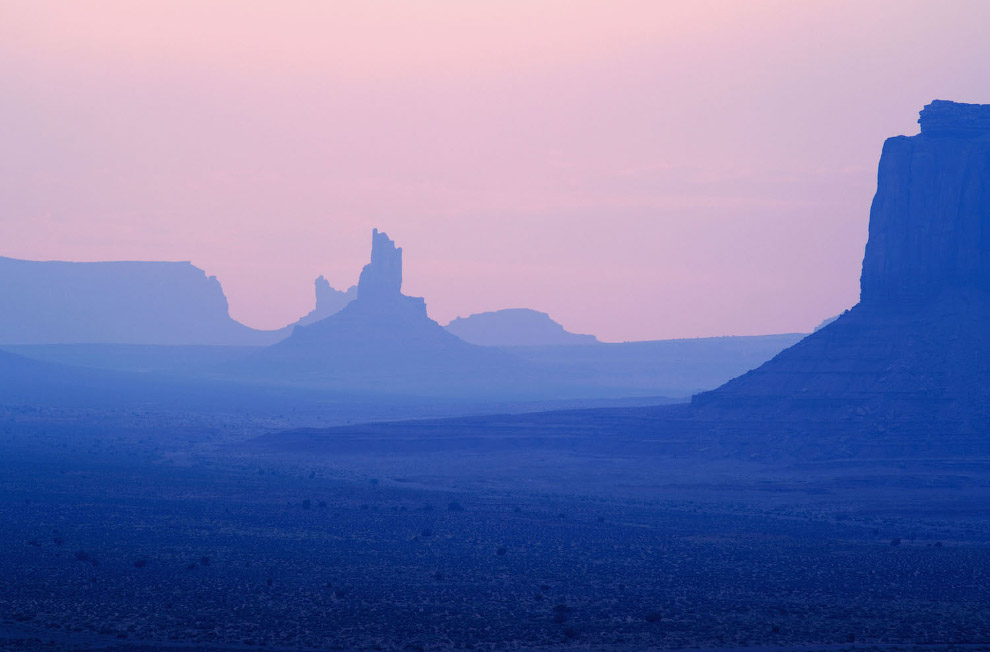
918, 99, 990, 137
357, 228, 403, 301
859, 100, 990, 305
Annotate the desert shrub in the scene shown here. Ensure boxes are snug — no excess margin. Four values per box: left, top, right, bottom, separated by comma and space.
200, 556, 211, 565
74, 550, 90, 562
563, 626, 579, 639
496, 546, 507, 556
421, 528, 433, 538
890, 537, 902, 546
133, 558, 148, 568
447, 501, 464, 512
302, 499, 312, 509
644, 611, 662, 623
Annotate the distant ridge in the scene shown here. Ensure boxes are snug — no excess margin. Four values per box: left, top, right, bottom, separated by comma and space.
445, 308, 598, 346
0, 257, 286, 345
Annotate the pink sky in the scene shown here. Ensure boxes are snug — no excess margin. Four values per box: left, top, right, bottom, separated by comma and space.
2, 1, 989, 341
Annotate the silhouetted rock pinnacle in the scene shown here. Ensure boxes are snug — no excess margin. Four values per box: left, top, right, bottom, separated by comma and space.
358, 228, 404, 301
250, 229, 508, 393
292, 276, 356, 327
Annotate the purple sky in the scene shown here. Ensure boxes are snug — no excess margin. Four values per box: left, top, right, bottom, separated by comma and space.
2, 1, 989, 341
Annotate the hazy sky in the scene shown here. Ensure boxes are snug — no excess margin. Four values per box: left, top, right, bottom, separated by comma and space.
2, 1, 989, 341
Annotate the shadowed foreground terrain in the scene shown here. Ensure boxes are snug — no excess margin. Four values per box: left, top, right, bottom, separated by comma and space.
2, 407, 990, 652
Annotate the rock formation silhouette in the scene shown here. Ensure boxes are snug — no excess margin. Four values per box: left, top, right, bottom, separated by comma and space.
685, 100, 990, 458
0, 257, 285, 345
445, 309, 599, 346
253, 229, 509, 392
358, 229, 405, 301
861, 100, 990, 303
292, 276, 356, 327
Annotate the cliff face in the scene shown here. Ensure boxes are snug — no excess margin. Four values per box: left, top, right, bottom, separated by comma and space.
860, 100, 990, 304
685, 101, 990, 459
0, 257, 284, 345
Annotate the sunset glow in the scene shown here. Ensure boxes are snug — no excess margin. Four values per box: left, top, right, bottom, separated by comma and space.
2, 1, 989, 340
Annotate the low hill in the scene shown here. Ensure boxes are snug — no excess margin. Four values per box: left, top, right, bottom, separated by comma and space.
445, 308, 598, 346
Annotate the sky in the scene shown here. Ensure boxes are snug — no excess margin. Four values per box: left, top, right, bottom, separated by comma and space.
2, 1, 989, 341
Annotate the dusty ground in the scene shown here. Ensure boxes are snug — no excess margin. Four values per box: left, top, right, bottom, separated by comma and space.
2, 406, 989, 651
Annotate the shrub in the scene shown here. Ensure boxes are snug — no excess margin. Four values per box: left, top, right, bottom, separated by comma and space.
496, 546, 507, 556
133, 558, 148, 568
890, 537, 902, 546
74, 550, 90, 562
447, 501, 465, 512
644, 611, 662, 623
